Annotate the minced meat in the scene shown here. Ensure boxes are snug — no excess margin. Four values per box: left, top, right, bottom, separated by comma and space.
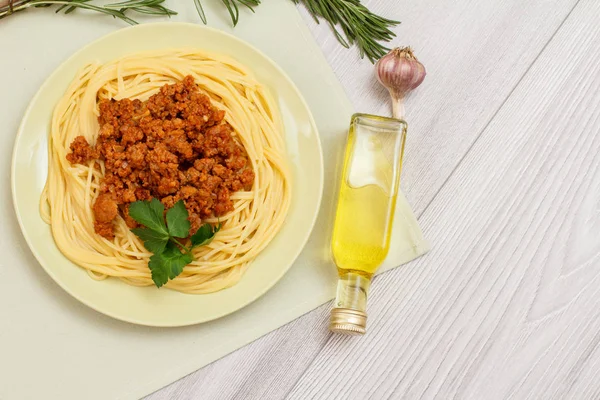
67, 75, 255, 239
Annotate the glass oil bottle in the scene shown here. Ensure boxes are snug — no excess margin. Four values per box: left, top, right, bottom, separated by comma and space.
329, 113, 407, 335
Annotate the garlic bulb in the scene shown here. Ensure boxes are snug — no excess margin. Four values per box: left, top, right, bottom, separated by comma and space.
376, 47, 426, 119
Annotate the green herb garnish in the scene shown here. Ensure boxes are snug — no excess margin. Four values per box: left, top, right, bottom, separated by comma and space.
129, 198, 220, 288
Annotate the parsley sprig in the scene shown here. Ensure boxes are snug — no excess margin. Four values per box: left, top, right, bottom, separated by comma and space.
129, 198, 220, 288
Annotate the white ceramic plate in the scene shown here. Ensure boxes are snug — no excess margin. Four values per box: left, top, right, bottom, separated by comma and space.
11, 23, 323, 327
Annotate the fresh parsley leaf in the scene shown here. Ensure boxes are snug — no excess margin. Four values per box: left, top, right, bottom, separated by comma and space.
148, 253, 170, 288
166, 200, 191, 238
131, 227, 169, 254
148, 242, 193, 287
190, 223, 221, 247
128, 198, 168, 235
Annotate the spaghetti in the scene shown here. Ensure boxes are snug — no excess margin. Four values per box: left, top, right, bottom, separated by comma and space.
40, 49, 291, 294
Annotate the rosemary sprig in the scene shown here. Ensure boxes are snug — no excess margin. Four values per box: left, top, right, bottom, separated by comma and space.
0, 0, 176, 24
194, 0, 259, 26
0, 0, 398, 62
194, 0, 398, 62
292, 0, 398, 62
106, 0, 177, 16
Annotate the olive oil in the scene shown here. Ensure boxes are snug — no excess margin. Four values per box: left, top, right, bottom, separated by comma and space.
332, 183, 396, 275
329, 114, 407, 335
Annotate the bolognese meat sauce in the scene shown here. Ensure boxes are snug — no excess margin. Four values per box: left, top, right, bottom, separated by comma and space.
67, 75, 255, 239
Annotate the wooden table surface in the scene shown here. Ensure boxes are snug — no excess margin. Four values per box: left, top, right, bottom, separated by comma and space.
1, 0, 598, 398
145, 0, 600, 398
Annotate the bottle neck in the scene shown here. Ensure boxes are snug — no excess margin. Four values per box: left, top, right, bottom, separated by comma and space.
334, 271, 371, 313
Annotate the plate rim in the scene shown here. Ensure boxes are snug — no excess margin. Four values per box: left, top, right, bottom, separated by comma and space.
10, 22, 324, 327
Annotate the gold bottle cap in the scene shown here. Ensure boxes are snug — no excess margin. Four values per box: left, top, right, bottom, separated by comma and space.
329, 308, 367, 335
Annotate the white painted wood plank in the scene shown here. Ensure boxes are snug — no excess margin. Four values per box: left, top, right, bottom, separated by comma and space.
285, 1, 600, 399
148, 0, 581, 398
